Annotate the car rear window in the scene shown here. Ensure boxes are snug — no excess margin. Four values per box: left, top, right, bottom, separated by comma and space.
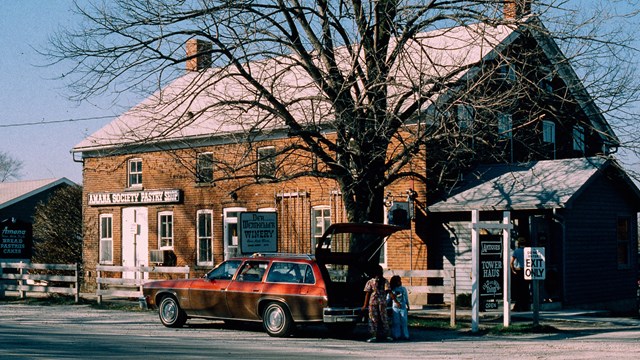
266, 262, 315, 284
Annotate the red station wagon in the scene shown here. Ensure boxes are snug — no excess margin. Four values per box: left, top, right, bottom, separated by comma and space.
142, 223, 402, 337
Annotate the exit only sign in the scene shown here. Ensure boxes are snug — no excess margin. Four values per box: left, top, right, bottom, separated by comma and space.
524, 247, 546, 280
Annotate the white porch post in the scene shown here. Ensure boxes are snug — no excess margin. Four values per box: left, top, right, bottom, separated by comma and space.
471, 210, 479, 332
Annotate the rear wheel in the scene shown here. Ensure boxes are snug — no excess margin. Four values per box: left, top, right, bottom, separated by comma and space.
262, 302, 294, 337
158, 296, 187, 328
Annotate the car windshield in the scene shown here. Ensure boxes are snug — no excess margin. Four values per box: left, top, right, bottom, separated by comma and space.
206, 260, 241, 280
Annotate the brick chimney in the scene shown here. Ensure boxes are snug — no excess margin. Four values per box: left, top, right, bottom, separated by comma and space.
185, 38, 212, 71
504, 0, 532, 20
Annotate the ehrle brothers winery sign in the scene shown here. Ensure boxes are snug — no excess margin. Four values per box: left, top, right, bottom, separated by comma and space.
88, 189, 182, 206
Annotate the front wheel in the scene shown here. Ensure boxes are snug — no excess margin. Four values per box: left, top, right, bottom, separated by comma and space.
158, 296, 187, 328
262, 302, 294, 337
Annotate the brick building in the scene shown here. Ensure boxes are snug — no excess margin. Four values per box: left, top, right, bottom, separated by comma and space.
72, 3, 638, 311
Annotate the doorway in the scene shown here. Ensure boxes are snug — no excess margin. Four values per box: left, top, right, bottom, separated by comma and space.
122, 207, 149, 279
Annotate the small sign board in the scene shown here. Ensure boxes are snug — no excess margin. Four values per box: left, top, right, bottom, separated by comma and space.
479, 238, 503, 311
524, 247, 546, 280
239, 212, 278, 254
0, 218, 33, 260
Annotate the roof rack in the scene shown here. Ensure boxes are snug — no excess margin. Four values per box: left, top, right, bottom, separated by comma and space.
251, 253, 314, 260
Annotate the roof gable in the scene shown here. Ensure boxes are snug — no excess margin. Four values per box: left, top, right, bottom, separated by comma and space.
0, 178, 76, 210
428, 157, 640, 212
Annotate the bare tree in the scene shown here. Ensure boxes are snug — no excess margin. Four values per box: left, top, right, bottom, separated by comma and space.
48, 0, 639, 222
0, 151, 23, 182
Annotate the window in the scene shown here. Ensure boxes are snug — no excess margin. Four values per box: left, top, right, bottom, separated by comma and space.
99, 214, 113, 264
542, 120, 556, 159
197, 210, 213, 266
237, 261, 269, 282
457, 105, 474, 130
158, 211, 174, 249
267, 262, 315, 284
617, 217, 631, 268
542, 120, 555, 144
573, 125, 585, 153
497, 62, 516, 82
257, 146, 276, 177
207, 260, 241, 280
196, 153, 214, 183
127, 158, 143, 188
311, 206, 331, 249
498, 113, 513, 139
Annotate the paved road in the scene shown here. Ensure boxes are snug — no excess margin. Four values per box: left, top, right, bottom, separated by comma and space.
1, 303, 639, 359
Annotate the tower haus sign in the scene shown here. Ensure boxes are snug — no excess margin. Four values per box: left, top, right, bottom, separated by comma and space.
88, 189, 182, 206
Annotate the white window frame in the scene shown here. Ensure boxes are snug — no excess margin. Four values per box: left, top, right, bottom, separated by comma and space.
196, 152, 214, 183
158, 211, 174, 250
197, 210, 214, 266
99, 214, 113, 264
127, 158, 143, 188
573, 125, 585, 153
257, 146, 276, 177
311, 206, 331, 250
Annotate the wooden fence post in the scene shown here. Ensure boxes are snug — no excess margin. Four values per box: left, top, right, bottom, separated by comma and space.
450, 268, 457, 327
74, 263, 80, 303
18, 262, 25, 299
96, 267, 102, 305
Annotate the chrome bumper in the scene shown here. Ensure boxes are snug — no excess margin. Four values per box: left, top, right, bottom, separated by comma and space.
322, 307, 363, 323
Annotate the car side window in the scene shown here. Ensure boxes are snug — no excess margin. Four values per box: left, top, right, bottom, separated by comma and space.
207, 260, 241, 280
267, 262, 315, 284
236, 261, 268, 282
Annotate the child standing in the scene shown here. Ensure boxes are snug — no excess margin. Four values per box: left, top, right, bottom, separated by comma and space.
389, 275, 410, 340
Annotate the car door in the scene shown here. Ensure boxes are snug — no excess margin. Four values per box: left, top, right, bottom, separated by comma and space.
225, 260, 269, 320
262, 261, 325, 321
188, 260, 241, 318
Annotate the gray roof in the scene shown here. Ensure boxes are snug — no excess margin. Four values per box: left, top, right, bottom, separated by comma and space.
0, 178, 76, 210
73, 22, 520, 153
428, 157, 638, 212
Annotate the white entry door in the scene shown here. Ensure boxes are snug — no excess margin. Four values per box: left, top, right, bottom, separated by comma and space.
122, 207, 149, 279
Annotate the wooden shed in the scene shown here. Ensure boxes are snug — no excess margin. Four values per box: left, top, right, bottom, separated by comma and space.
427, 157, 640, 312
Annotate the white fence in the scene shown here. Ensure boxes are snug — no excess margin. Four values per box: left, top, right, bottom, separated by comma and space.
0, 262, 80, 302
95, 265, 190, 304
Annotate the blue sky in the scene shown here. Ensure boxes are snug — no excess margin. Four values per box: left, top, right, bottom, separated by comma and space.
0, 1, 142, 184
0, 1, 638, 185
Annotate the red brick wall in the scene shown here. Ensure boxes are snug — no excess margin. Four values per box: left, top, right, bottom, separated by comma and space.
81, 139, 429, 291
